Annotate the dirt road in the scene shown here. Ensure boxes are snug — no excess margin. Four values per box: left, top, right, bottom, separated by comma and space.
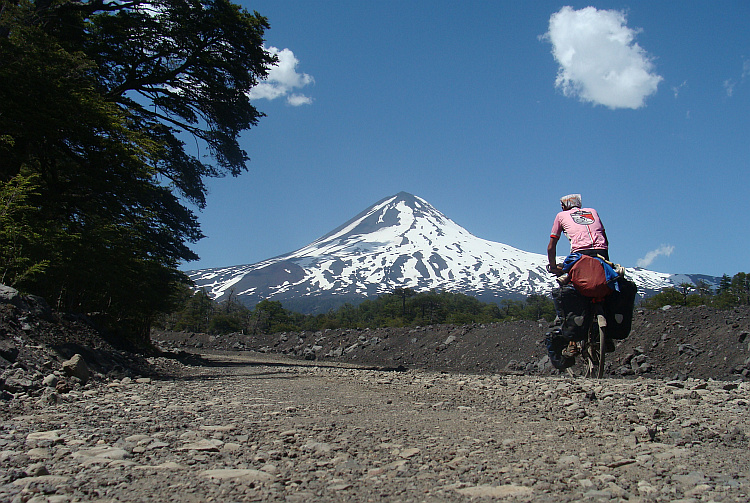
2, 351, 749, 502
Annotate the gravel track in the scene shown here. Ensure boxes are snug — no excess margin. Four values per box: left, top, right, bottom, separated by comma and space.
3, 291, 750, 502
2, 351, 749, 502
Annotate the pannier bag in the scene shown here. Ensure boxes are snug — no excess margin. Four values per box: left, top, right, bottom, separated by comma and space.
551, 285, 592, 342
603, 277, 637, 339
563, 253, 617, 298
545, 327, 574, 369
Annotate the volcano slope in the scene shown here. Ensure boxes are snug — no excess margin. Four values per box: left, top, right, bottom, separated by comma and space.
155, 305, 750, 382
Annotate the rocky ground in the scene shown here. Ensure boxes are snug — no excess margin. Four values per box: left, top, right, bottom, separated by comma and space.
2, 286, 750, 502
2, 353, 749, 502
154, 304, 750, 381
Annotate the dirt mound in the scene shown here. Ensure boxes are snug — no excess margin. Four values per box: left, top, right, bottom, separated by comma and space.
0, 287, 191, 414
154, 305, 750, 381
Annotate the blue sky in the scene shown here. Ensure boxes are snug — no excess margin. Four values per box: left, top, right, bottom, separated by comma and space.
186, 1, 749, 278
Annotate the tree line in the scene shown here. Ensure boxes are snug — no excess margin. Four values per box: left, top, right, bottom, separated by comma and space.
156, 287, 558, 335
158, 272, 750, 336
0, 0, 275, 346
641, 272, 750, 309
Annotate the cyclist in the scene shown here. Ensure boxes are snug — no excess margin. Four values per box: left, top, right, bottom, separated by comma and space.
545, 193, 610, 367
547, 193, 608, 275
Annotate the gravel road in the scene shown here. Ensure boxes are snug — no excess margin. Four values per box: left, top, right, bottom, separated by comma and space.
2, 351, 749, 503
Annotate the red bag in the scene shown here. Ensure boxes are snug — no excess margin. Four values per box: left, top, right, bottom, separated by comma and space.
569, 255, 613, 298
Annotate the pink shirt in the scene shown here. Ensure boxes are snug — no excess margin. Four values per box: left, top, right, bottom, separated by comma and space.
550, 207, 607, 252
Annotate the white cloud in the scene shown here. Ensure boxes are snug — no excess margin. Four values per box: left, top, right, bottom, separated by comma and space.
543, 6, 662, 109
248, 46, 314, 106
725, 79, 736, 97
287, 93, 313, 106
725, 58, 750, 97
672, 80, 687, 98
637, 244, 674, 268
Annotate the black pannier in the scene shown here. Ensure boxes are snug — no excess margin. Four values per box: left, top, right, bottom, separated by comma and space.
545, 328, 574, 369
551, 284, 592, 342
603, 277, 637, 339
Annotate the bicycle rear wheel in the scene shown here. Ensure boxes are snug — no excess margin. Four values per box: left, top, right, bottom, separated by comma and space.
569, 318, 602, 378
596, 314, 607, 378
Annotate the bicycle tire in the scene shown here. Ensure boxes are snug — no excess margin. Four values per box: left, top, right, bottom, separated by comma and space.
569, 325, 599, 378
582, 316, 603, 378
586, 333, 600, 378
596, 315, 606, 378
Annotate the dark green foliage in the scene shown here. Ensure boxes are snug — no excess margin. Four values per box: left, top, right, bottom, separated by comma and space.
392, 287, 415, 317
641, 287, 690, 308
521, 294, 557, 321
158, 289, 558, 335
0, 173, 49, 285
167, 287, 215, 333
166, 274, 750, 336
641, 272, 749, 310
717, 274, 732, 294
248, 299, 295, 334
0, 0, 275, 345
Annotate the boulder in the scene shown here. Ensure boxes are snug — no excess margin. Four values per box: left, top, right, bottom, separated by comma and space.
0, 284, 54, 320
0, 284, 20, 303
0, 338, 19, 364
62, 354, 90, 383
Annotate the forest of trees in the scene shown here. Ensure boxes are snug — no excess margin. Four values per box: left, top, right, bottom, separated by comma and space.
641, 272, 750, 310
158, 272, 750, 337
0, 0, 275, 345
156, 287, 559, 335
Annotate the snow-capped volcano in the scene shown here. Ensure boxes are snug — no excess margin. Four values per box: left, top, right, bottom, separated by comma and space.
187, 192, 711, 312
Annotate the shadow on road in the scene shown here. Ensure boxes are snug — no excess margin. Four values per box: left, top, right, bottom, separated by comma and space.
161, 349, 407, 382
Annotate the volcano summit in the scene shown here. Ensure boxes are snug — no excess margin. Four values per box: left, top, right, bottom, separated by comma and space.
187, 192, 704, 313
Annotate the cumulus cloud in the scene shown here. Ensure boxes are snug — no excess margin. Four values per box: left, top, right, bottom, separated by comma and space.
248, 46, 314, 106
637, 245, 674, 268
542, 6, 662, 109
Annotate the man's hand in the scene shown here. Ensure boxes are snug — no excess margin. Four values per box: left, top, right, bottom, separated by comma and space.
546, 263, 563, 275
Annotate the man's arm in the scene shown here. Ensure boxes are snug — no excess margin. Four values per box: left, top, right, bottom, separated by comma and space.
547, 236, 562, 274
